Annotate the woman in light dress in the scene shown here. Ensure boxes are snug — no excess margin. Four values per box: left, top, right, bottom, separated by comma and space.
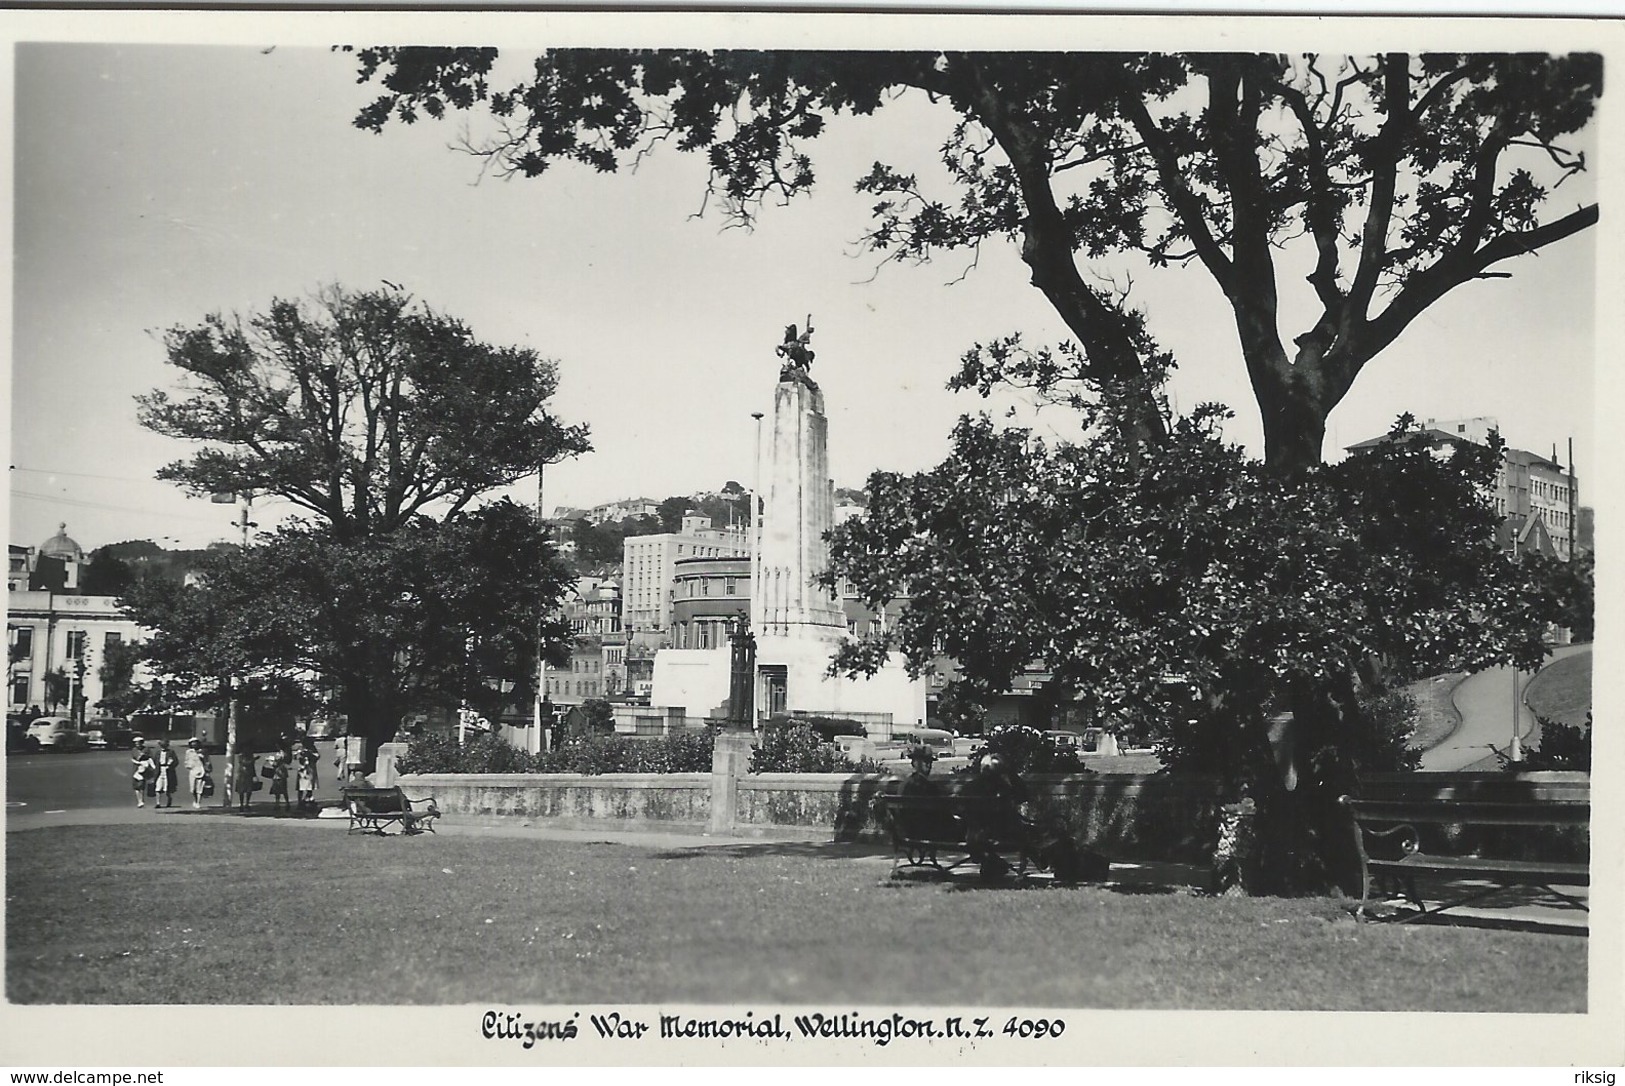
185, 738, 212, 809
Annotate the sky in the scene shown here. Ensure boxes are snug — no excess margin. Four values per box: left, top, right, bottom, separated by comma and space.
5, 37, 1602, 554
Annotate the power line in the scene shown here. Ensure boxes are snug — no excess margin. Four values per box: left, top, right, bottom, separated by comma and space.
10, 489, 227, 524
10, 465, 165, 485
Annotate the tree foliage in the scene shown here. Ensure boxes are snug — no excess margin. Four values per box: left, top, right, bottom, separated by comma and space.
824, 408, 1565, 783
138, 285, 589, 540
123, 501, 573, 755
134, 286, 588, 761
94, 639, 144, 717
349, 48, 1598, 469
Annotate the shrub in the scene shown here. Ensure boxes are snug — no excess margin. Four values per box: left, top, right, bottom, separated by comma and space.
1507, 712, 1591, 772
397, 728, 716, 776
396, 731, 541, 774
1344, 689, 1423, 774
973, 724, 1087, 775
750, 721, 863, 773
537, 729, 717, 774
565, 699, 616, 739
767, 713, 866, 741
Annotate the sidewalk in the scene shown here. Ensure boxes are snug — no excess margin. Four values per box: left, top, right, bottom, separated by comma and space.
1419, 642, 1590, 771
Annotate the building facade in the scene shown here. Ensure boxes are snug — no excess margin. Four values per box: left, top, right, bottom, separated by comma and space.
622, 515, 748, 643
1346, 417, 1582, 561
541, 576, 627, 706
7, 526, 144, 719
670, 555, 750, 650
7, 591, 144, 718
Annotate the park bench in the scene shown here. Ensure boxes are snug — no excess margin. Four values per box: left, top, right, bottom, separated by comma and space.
874, 792, 1031, 880
342, 786, 440, 836
1338, 776, 1589, 923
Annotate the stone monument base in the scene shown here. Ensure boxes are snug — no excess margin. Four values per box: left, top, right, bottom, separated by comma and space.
650, 635, 927, 736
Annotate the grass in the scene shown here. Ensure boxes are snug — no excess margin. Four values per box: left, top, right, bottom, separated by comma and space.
1525, 651, 1592, 729
6, 821, 1586, 1010
1404, 671, 1468, 753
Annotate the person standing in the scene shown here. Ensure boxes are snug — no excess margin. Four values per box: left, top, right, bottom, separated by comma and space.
295, 740, 320, 812
153, 739, 179, 809
233, 750, 258, 812
268, 752, 291, 812
131, 741, 155, 809
184, 738, 212, 809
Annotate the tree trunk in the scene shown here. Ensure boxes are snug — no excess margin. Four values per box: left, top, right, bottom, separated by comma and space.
336, 648, 402, 775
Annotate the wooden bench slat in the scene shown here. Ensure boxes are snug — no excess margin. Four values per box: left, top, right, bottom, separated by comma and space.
342, 786, 439, 835
1338, 791, 1590, 922
1370, 854, 1590, 885
1342, 799, 1590, 826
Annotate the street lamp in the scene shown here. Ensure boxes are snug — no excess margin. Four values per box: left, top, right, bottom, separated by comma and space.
1509, 668, 1525, 764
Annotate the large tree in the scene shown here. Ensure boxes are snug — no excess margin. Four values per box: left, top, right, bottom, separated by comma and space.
824, 407, 1567, 891
135, 286, 589, 761
124, 501, 574, 762
348, 49, 1598, 470
139, 284, 588, 541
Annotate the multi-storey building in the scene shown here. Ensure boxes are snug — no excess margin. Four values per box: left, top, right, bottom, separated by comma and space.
541, 576, 626, 706
670, 555, 750, 650
1346, 417, 1581, 561
622, 515, 748, 644
7, 526, 144, 719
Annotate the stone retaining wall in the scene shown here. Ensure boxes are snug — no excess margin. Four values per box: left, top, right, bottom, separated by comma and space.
397, 765, 1225, 861
403, 772, 712, 834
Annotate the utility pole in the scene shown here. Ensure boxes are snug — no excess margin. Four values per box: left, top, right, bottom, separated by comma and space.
1567, 437, 1577, 562
532, 460, 552, 755
222, 491, 256, 805
751, 411, 764, 639
1509, 668, 1524, 764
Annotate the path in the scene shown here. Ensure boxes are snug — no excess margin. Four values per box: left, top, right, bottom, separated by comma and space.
1420, 642, 1591, 772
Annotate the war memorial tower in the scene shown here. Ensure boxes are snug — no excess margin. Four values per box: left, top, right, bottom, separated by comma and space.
649, 322, 927, 734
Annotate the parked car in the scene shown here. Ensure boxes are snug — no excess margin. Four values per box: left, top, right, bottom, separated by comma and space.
25, 716, 89, 751
6, 715, 41, 754
84, 718, 136, 750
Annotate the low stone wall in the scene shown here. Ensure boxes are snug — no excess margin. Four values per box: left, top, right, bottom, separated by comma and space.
401, 772, 712, 834
398, 766, 1226, 861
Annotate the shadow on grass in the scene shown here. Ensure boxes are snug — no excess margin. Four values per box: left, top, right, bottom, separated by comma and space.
1350, 874, 1589, 936
161, 805, 328, 821
646, 840, 894, 862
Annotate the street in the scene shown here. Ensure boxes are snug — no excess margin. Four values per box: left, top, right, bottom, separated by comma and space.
4, 741, 349, 829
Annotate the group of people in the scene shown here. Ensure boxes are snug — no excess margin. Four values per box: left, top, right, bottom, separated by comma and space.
131, 737, 213, 809
898, 743, 1109, 885
128, 729, 346, 814
231, 733, 325, 812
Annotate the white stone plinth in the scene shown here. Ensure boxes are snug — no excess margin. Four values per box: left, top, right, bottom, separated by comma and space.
753, 378, 845, 639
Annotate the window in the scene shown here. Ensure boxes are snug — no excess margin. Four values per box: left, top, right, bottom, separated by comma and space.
726, 577, 736, 595
66, 630, 87, 660
11, 627, 33, 662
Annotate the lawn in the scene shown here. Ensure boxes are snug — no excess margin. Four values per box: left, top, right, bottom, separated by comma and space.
1404, 671, 1468, 753
6, 822, 1585, 1010
1525, 650, 1592, 729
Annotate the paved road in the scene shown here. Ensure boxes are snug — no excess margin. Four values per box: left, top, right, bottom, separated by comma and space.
4, 741, 350, 829
1420, 643, 1591, 772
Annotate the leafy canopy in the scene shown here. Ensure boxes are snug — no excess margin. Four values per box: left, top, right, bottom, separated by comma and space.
122, 500, 573, 728
349, 48, 1599, 468
822, 406, 1566, 763
134, 285, 588, 755
138, 284, 589, 538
